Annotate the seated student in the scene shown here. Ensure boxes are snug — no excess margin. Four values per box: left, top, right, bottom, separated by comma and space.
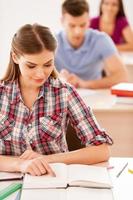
0, 23, 113, 176
90, 0, 133, 52
55, 0, 128, 89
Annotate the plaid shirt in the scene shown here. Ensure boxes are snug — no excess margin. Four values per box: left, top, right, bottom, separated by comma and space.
0, 77, 113, 155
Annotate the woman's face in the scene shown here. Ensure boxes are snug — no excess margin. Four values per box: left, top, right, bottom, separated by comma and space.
101, 0, 120, 18
13, 49, 55, 88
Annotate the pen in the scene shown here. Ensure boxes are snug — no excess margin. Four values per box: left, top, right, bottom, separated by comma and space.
107, 166, 114, 170
0, 183, 22, 200
116, 162, 128, 178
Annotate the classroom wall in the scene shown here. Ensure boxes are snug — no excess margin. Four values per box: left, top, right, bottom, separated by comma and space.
0, 0, 133, 78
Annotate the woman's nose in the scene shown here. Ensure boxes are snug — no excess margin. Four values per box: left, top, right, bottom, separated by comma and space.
35, 68, 45, 78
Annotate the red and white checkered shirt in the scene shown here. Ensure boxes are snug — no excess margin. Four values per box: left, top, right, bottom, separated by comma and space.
0, 77, 113, 155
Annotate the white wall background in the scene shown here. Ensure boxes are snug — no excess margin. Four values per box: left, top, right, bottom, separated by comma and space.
0, 0, 133, 78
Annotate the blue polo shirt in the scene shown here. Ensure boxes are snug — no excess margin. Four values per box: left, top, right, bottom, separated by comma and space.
55, 29, 118, 80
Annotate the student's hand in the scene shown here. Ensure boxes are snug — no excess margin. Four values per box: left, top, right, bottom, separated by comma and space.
78, 79, 89, 88
60, 69, 78, 87
60, 69, 84, 88
67, 74, 80, 88
19, 157, 56, 176
60, 69, 70, 81
20, 149, 41, 160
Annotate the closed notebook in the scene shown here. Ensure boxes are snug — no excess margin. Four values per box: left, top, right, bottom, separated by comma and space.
111, 82, 133, 97
0, 172, 23, 181
23, 163, 113, 189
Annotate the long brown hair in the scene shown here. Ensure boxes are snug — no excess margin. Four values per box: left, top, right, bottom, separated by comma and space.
99, 0, 126, 18
2, 23, 58, 81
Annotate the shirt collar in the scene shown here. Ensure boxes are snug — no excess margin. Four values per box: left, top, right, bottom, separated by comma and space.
37, 77, 63, 99
6, 79, 44, 104
3, 77, 62, 104
5, 80, 21, 104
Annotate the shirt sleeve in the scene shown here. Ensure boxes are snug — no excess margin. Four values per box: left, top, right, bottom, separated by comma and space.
96, 32, 118, 59
67, 85, 113, 146
90, 17, 99, 29
118, 16, 129, 30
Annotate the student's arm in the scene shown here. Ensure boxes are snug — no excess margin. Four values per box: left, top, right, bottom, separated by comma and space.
116, 26, 133, 51
21, 145, 110, 165
20, 85, 112, 165
43, 143, 110, 165
0, 156, 21, 172
20, 143, 110, 165
80, 54, 128, 89
66, 54, 128, 89
45, 86, 112, 164
0, 155, 55, 176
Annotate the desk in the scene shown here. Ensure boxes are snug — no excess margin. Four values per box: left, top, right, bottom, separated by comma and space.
108, 157, 133, 200
97, 157, 133, 200
77, 89, 133, 157
0, 157, 132, 200
120, 52, 133, 82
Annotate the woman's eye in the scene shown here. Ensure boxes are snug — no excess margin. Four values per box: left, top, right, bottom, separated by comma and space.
27, 65, 36, 68
44, 64, 52, 67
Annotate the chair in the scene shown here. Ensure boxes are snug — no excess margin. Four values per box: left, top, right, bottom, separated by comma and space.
66, 123, 85, 151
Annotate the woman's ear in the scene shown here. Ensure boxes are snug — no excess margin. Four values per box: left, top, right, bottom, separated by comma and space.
11, 52, 19, 64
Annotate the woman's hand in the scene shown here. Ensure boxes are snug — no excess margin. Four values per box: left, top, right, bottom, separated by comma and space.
19, 157, 56, 176
20, 149, 41, 160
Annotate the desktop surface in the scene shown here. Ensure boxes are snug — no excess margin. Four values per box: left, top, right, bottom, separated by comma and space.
0, 157, 133, 200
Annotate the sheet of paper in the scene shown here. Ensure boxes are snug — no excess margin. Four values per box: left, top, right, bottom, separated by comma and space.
0, 172, 23, 181
67, 187, 114, 200
68, 164, 112, 188
21, 189, 66, 200
23, 163, 67, 189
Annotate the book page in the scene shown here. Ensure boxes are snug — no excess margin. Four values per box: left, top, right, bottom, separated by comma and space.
21, 189, 67, 200
67, 164, 112, 188
21, 187, 114, 200
23, 163, 68, 189
67, 187, 114, 200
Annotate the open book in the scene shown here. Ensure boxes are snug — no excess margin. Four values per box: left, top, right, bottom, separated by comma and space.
23, 163, 112, 189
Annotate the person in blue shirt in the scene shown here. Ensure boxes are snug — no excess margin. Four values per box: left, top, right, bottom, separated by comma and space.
55, 0, 128, 89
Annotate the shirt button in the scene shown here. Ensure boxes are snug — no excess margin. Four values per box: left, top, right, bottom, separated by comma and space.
28, 124, 32, 128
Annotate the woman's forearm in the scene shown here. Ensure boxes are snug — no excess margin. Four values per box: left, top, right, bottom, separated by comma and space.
117, 43, 133, 51
0, 143, 110, 173
0, 155, 55, 176
0, 155, 21, 172
45, 143, 110, 165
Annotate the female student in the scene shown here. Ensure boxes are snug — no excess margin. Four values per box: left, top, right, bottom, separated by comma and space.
0, 24, 113, 176
90, 0, 133, 51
